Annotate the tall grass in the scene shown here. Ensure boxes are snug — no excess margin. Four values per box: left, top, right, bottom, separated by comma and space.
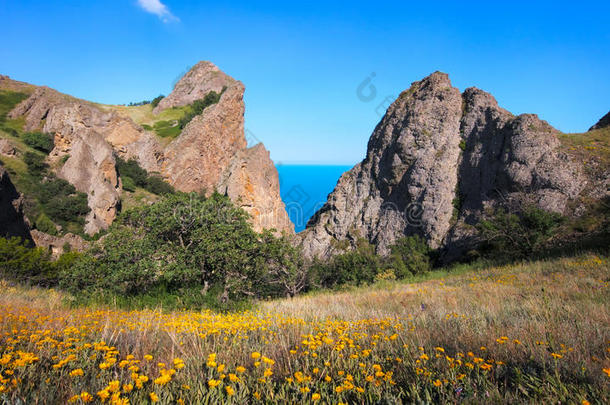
0, 254, 608, 403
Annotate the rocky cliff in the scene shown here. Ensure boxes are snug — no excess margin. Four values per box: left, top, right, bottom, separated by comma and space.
163, 82, 247, 193
5, 62, 293, 236
300, 72, 592, 261
218, 143, 294, 233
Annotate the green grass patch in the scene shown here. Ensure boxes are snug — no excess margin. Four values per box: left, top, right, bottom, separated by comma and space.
0, 90, 28, 123
152, 119, 182, 138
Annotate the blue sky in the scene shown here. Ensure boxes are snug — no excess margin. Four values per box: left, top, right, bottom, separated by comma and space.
1, 1, 609, 164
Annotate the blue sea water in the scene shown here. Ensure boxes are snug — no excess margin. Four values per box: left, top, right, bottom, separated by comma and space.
277, 165, 352, 232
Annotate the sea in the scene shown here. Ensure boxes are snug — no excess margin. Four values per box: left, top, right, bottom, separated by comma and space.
276, 165, 352, 232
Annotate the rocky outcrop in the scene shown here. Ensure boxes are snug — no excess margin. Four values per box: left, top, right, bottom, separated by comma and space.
218, 144, 294, 234
163, 82, 247, 193
590, 111, 610, 131
30, 230, 88, 259
0, 139, 16, 157
6, 62, 293, 236
8, 84, 164, 235
160, 62, 293, 234
301, 72, 587, 261
0, 166, 32, 243
153, 61, 236, 113
9, 87, 69, 131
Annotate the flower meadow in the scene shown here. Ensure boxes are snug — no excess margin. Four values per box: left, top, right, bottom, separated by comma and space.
0, 254, 608, 404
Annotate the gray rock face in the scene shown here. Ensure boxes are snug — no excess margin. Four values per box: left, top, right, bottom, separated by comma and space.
153, 61, 236, 114
590, 111, 610, 131
301, 72, 587, 261
0, 166, 32, 243
301, 72, 463, 258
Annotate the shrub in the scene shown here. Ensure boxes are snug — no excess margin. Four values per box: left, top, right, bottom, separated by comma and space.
121, 176, 136, 192
151, 95, 164, 108
37, 177, 90, 224
35, 213, 57, 235
116, 157, 148, 186
145, 175, 174, 195
258, 231, 308, 297
22, 132, 54, 153
0, 237, 52, 285
313, 239, 379, 288
116, 157, 174, 195
478, 206, 563, 259
23, 151, 48, 176
387, 235, 431, 278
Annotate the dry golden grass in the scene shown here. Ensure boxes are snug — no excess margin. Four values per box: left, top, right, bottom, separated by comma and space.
0, 254, 608, 404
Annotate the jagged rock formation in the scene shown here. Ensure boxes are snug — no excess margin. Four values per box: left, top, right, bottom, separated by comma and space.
158, 63, 293, 234
163, 83, 247, 193
0, 166, 32, 243
218, 143, 294, 233
590, 111, 610, 131
300, 72, 587, 260
5, 61, 293, 235
11, 90, 124, 234
153, 61, 236, 113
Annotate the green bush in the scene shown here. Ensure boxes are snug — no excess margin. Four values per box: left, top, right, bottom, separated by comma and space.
116, 157, 174, 195
312, 239, 379, 288
121, 176, 137, 192
23, 151, 48, 177
0, 237, 53, 285
35, 213, 58, 235
145, 175, 174, 195
37, 177, 90, 224
60, 193, 299, 308
116, 157, 148, 186
387, 235, 431, 278
478, 206, 564, 259
22, 132, 54, 153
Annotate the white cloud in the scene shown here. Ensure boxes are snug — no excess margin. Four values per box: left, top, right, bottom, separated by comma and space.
137, 0, 179, 23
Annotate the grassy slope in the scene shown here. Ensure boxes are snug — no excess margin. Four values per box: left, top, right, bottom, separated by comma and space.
99, 103, 191, 142
559, 126, 610, 174
0, 254, 608, 403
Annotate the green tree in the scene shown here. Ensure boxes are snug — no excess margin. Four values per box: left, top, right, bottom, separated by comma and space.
61, 193, 297, 307
258, 230, 307, 297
